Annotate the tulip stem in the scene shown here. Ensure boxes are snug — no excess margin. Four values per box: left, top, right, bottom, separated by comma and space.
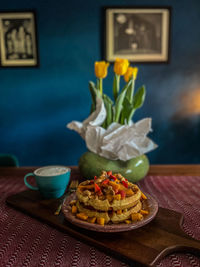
130, 77, 135, 103
99, 78, 103, 96
96, 79, 99, 90
113, 74, 120, 101
117, 75, 120, 96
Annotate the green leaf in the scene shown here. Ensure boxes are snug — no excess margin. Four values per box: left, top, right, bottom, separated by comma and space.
133, 85, 146, 109
116, 79, 133, 123
127, 107, 136, 123
121, 97, 133, 121
121, 78, 132, 93
90, 102, 96, 114
103, 94, 113, 128
112, 106, 116, 122
121, 85, 146, 123
114, 86, 128, 123
126, 78, 135, 104
119, 110, 125, 124
119, 96, 136, 124
89, 81, 97, 103
113, 74, 120, 101
89, 81, 101, 113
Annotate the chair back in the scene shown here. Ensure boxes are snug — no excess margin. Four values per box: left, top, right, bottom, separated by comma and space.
0, 154, 19, 167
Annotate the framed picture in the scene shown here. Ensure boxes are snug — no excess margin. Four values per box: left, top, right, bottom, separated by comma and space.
104, 7, 171, 63
0, 11, 39, 67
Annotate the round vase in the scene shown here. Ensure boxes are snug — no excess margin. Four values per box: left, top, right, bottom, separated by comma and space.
78, 151, 149, 183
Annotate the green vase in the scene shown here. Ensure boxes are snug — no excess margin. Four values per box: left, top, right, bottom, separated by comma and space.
78, 151, 149, 183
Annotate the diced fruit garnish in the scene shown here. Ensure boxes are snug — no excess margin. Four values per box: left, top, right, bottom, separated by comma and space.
107, 171, 112, 176
109, 181, 120, 192
97, 190, 103, 196
88, 217, 97, 224
131, 213, 143, 221
114, 188, 119, 194
117, 209, 122, 215
126, 189, 134, 197
97, 217, 105, 226
94, 183, 101, 192
94, 176, 97, 180
101, 179, 109, 185
101, 171, 107, 176
70, 200, 76, 206
140, 210, 149, 215
122, 180, 128, 188
141, 192, 147, 200
109, 175, 117, 181
118, 190, 126, 199
71, 205, 77, 214
99, 174, 106, 180
94, 183, 103, 196
76, 213, 88, 221
113, 194, 121, 200
118, 183, 127, 191
125, 220, 131, 224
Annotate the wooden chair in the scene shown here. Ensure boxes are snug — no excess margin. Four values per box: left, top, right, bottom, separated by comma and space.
0, 154, 19, 167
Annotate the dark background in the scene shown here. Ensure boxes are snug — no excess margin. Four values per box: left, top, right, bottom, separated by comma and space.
0, 0, 200, 166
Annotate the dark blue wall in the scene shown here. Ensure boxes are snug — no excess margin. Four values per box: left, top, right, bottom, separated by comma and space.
1, 0, 200, 166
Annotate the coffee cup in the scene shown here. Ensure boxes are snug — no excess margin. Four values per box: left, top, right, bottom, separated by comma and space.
24, 165, 71, 199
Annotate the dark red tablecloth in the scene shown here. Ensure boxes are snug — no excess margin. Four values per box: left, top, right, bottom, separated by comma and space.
0, 173, 200, 267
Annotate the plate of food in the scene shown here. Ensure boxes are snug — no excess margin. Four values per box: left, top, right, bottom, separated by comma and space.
62, 171, 158, 232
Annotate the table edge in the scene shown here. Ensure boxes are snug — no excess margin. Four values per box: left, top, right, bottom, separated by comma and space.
0, 165, 200, 176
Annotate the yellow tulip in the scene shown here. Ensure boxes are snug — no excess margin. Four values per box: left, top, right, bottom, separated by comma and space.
95, 61, 109, 79
114, 58, 129, 76
124, 67, 138, 82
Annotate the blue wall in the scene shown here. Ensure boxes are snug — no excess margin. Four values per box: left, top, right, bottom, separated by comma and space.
1, 0, 200, 166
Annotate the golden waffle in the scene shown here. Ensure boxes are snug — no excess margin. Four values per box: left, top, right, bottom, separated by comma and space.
76, 182, 141, 211
71, 171, 148, 225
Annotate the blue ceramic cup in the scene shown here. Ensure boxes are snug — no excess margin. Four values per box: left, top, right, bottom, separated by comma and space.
24, 166, 71, 199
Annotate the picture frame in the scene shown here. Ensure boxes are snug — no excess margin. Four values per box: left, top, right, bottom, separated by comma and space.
0, 11, 39, 67
103, 7, 171, 63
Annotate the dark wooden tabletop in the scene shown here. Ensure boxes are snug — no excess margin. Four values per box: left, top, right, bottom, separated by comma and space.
149, 164, 200, 175
2, 164, 200, 267
0, 165, 200, 177
1, 164, 200, 266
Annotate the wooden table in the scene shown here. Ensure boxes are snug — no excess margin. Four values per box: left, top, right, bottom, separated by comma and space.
1, 164, 200, 176
149, 165, 200, 176
0, 165, 200, 267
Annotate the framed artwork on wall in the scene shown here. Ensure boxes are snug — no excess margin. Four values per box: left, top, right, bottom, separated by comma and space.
103, 7, 171, 63
0, 11, 39, 67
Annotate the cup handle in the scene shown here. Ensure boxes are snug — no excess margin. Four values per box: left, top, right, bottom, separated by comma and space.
24, 173, 38, 190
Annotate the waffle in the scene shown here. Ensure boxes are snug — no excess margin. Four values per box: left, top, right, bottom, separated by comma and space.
76, 199, 142, 223
76, 182, 141, 211
70, 171, 148, 225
